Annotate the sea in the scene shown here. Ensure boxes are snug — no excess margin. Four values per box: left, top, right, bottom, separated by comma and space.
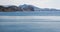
0, 11, 60, 16
0, 11, 60, 32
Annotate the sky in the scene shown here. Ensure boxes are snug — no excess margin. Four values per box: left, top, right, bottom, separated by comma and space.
0, 0, 60, 9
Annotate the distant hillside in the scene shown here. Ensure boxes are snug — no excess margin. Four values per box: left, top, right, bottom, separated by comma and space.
0, 4, 60, 12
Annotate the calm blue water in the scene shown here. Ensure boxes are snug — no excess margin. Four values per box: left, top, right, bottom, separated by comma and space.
0, 11, 60, 16
0, 19, 60, 32
0, 11, 60, 32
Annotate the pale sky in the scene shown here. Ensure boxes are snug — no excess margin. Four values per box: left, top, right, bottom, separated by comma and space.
0, 0, 60, 9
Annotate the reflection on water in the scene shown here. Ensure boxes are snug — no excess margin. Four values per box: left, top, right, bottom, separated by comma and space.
0, 20, 60, 32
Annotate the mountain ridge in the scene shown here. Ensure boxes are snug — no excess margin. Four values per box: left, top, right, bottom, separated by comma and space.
0, 4, 60, 12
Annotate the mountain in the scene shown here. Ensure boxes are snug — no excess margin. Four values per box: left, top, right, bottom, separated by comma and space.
0, 4, 60, 12
19, 4, 60, 11
19, 4, 34, 11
